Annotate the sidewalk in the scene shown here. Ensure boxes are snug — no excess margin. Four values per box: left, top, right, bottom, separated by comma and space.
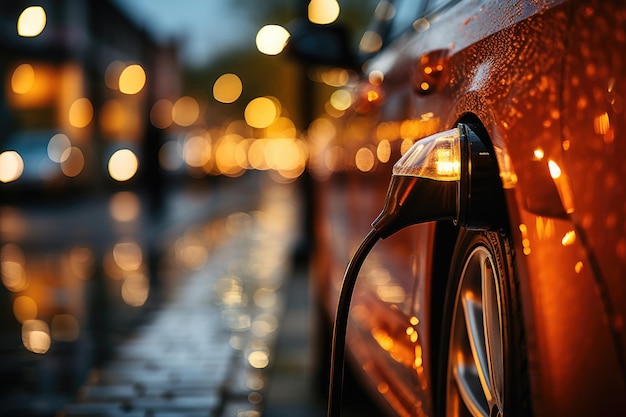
56, 175, 303, 417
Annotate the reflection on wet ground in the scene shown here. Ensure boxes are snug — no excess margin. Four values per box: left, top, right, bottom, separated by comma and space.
0, 173, 301, 416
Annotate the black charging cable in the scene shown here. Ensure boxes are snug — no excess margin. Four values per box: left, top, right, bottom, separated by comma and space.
327, 228, 381, 417
325, 124, 499, 417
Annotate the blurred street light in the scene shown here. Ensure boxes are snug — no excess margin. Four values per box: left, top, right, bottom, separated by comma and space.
172, 96, 200, 127
245, 97, 279, 129
256, 25, 290, 56
308, 0, 340, 24
17, 6, 47, 37
119, 64, 147, 95
0, 151, 24, 183
108, 149, 139, 181
213, 73, 243, 104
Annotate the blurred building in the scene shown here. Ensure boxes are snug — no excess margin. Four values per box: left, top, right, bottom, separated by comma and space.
0, 0, 181, 197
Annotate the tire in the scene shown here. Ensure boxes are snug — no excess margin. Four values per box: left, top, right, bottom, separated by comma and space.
439, 229, 530, 417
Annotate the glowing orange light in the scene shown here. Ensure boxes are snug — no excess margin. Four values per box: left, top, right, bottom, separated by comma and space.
376, 140, 391, 163
355, 147, 375, 172
213, 73, 243, 104
574, 261, 584, 273
13, 296, 37, 323
377, 382, 390, 394
561, 230, 576, 246
245, 97, 278, 128
322, 68, 351, 87
118, 64, 146, 95
68, 98, 93, 128
330, 89, 352, 111
172, 96, 200, 127
367, 89, 380, 102
11, 64, 35, 94
308, 0, 340, 24
593, 112, 610, 135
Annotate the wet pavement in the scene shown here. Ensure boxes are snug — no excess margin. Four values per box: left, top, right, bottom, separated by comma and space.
1, 172, 382, 417
48, 174, 303, 417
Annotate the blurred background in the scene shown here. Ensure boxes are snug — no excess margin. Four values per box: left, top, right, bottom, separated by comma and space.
0, 1, 380, 416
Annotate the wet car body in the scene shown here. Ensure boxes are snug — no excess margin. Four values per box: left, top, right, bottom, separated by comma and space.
306, 0, 626, 416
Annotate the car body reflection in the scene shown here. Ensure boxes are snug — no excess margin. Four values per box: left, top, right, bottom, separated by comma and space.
294, 0, 626, 416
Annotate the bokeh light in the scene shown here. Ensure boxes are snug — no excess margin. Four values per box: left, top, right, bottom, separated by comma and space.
245, 97, 279, 128
248, 350, 270, 369
174, 233, 209, 270
150, 99, 174, 129
215, 134, 245, 177
0, 151, 24, 183
109, 191, 141, 223
108, 149, 139, 181
68, 98, 94, 128
356, 146, 375, 172
330, 89, 352, 111
17, 6, 47, 37
121, 272, 149, 307
119, 64, 146, 95
13, 296, 37, 324
11, 64, 35, 94
213, 73, 243, 103
113, 238, 143, 271
172, 96, 200, 127
377, 140, 392, 163
256, 25, 290, 56
184, 133, 212, 168
60, 147, 85, 177
0, 244, 28, 293
308, 0, 341, 24
22, 320, 51, 354
47, 134, 71, 163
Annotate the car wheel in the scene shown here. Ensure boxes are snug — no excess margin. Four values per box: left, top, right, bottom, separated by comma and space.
441, 230, 529, 417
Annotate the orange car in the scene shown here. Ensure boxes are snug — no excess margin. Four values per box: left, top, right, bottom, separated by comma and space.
294, 0, 626, 416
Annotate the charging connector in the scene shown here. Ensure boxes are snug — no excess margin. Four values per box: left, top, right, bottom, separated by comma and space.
326, 124, 499, 417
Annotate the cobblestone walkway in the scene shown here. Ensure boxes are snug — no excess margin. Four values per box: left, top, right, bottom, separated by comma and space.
57, 180, 300, 417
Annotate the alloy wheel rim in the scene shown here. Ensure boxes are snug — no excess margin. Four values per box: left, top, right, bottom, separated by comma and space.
447, 246, 505, 417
